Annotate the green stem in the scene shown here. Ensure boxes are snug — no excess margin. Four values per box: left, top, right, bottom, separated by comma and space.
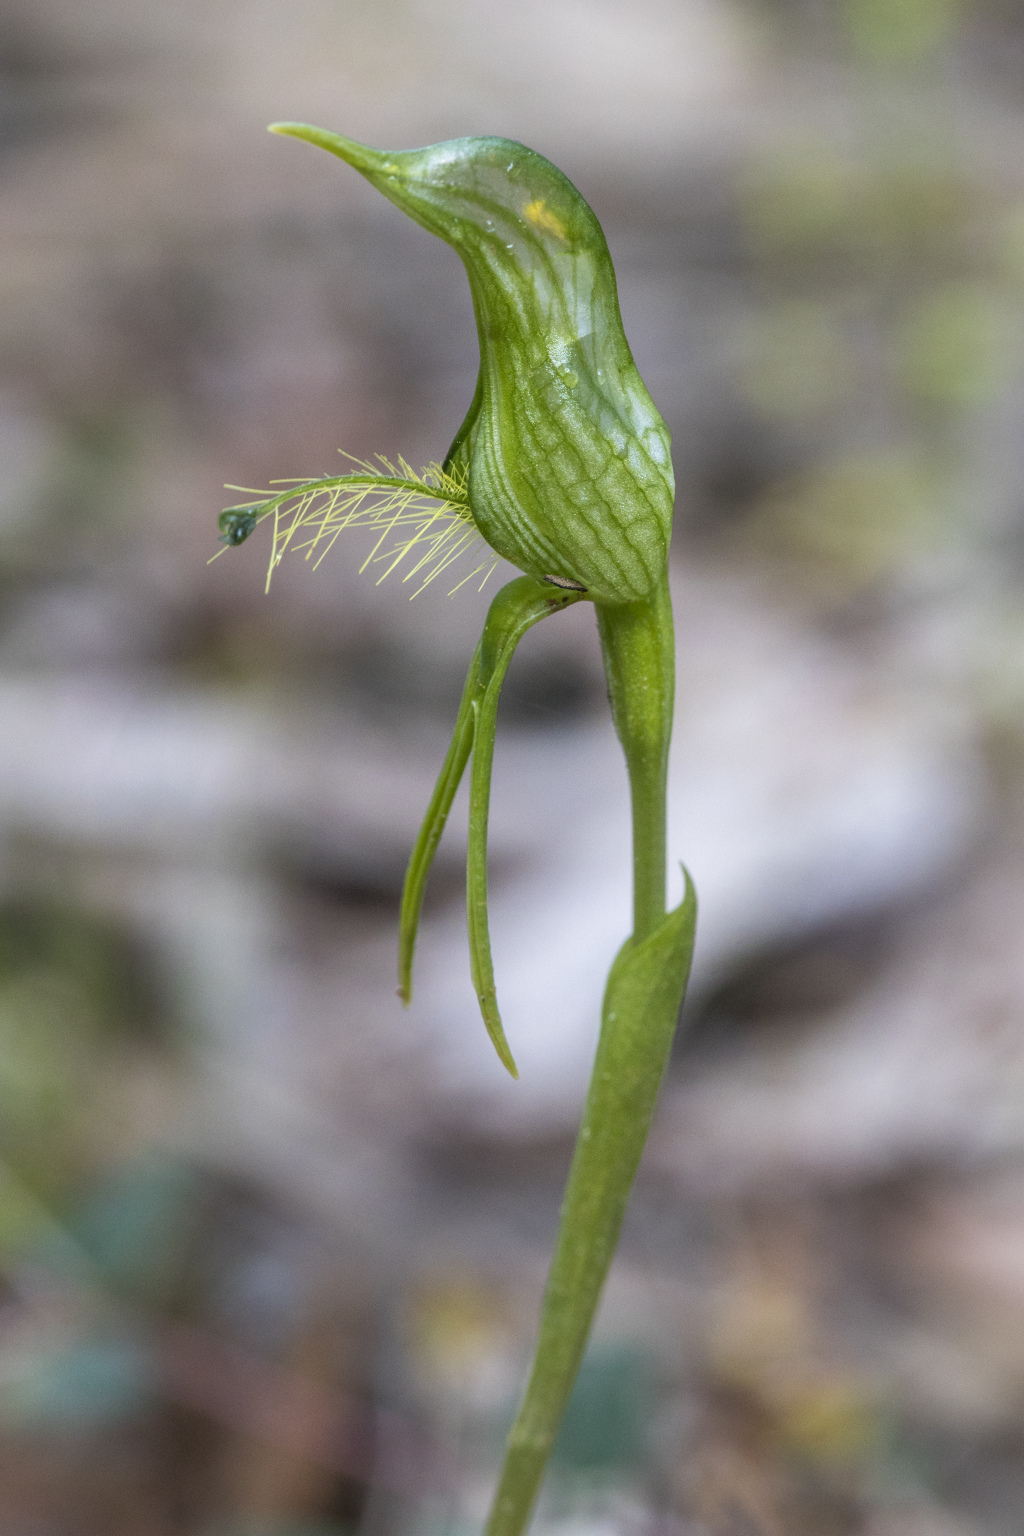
596, 569, 675, 942
398, 576, 585, 1075
485, 571, 688, 1536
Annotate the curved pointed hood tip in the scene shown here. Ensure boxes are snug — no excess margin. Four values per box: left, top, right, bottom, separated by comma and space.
268, 121, 379, 173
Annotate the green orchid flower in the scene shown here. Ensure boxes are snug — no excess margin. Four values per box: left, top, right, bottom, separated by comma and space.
221, 124, 697, 1536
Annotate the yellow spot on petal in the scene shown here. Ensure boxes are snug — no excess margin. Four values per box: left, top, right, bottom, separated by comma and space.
522, 197, 566, 241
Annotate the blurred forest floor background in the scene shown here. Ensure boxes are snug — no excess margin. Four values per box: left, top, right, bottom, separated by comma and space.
3, 0, 1024, 1532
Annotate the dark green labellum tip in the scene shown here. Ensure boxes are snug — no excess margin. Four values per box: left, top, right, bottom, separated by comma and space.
218, 506, 260, 546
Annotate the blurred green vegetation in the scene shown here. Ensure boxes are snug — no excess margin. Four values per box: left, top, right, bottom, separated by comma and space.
726, 0, 1024, 600
0, 899, 167, 1214
843, 0, 964, 64
551, 1343, 653, 1472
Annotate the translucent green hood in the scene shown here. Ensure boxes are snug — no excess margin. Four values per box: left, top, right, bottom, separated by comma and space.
271, 124, 675, 603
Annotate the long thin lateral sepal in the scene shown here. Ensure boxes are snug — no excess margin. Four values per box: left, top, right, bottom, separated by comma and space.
465, 577, 586, 1076
398, 642, 482, 1004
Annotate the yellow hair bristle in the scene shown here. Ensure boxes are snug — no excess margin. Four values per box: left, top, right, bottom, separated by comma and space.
215, 453, 499, 598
